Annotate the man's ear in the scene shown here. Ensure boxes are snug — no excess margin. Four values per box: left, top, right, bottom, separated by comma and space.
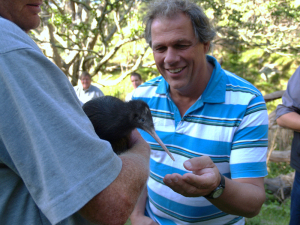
204, 42, 210, 54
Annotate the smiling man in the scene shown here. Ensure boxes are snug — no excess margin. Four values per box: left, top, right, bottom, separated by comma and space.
74, 71, 104, 105
0, 1, 150, 225
130, 0, 269, 225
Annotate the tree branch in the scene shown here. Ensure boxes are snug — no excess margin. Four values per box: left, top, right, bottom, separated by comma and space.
96, 45, 150, 86
92, 36, 143, 75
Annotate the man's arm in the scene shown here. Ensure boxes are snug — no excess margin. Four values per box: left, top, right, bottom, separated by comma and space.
276, 66, 300, 131
277, 112, 300, 133
79, 129, 151, 225
130, 186, 159, 225
163, 156, 265, 218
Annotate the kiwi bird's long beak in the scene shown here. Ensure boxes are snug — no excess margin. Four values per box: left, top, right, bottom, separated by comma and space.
144, 128, 175, 161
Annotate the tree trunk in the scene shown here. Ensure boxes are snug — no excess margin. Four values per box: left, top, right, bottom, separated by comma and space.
268, 150, 291, 163
264, 172, 294, 202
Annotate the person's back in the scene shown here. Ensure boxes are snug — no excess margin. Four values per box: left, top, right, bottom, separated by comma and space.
0, 2, 150, 224
0, 17, 100, 224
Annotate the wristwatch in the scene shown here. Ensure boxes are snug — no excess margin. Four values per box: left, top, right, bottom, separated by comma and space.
204, 172, 225, 199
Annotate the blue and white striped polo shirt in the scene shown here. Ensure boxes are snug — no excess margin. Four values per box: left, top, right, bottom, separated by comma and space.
132, 55, 268, 225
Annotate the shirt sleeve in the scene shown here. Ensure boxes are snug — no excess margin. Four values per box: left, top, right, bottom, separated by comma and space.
230, 95, 269, 179
276, 66, 300, 119
0, 48, 122, 224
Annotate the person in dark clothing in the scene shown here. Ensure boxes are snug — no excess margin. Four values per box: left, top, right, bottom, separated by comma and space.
276, 66, 300, 225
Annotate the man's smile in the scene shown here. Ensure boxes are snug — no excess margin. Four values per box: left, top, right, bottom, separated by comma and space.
167, 67, 185, 74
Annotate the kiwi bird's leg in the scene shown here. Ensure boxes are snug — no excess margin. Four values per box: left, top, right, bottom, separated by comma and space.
143, 128, 175, 161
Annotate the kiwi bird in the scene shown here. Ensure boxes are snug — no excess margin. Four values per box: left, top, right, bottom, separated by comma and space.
82, 96, 175, 161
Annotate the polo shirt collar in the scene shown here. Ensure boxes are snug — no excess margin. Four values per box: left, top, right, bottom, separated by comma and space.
156, 55, 226, 103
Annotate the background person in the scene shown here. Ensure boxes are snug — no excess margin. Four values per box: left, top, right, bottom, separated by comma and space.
276, 66, 300, 225
125, 72, 143, 101
74, 71, 104, 105
0, 1, 150, 224
130, 0, 269, 224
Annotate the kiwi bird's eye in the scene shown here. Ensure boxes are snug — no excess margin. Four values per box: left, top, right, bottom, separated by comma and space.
140, 118, 145, 123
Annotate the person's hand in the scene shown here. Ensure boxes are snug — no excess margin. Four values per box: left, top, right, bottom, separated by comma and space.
163, 156, 220, 197
130, 215, 159, 225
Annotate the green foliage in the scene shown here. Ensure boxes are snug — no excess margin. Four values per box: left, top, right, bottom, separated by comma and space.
246, 199, 291, 225
35, 0, 300, 95
268, 0, 300, 22
267, 162, 294, 179
245, 161, 293, 224
35, 0, 148, 86
101, 66, 158, 100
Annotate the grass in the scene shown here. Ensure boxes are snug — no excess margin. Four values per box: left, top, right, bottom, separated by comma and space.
245, 198, 291, 225
245, 162, 293, 225
124, 219, 132, 225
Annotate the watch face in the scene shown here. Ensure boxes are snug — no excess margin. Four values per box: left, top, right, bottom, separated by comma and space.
212, 188, 224, 198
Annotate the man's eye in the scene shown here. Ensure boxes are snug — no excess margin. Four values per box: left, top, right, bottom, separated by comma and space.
176, 45, 189, 49
154, 47, 166, 52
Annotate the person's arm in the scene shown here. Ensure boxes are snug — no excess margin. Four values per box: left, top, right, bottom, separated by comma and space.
79, 129, 151, 225
130, 186, 159, 225
164, 156, 265, 218
276, 66, 300, 131
277, 112, 300, 133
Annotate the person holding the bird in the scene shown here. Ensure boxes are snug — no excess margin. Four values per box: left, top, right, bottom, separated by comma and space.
0, 0, 151, 224
130, 0, 269, 224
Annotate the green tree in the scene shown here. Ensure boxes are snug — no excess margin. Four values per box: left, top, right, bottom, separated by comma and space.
32, 0, 148, 87
31, 0, 300, 97
199, 0, 300, 94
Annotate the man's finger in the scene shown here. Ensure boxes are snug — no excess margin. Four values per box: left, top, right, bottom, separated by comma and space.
183, 156, 214, 171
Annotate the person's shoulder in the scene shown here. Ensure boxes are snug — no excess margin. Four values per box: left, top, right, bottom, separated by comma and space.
290, 66, 300, 81
0, 18, 41, 54
90, 84, 102, 92
223, 69, 263, 97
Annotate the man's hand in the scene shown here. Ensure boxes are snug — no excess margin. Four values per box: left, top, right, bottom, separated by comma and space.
163, 156, 266, 217
163, 156, 220, 197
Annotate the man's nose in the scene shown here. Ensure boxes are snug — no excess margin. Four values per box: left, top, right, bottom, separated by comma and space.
164, 48, 179, 65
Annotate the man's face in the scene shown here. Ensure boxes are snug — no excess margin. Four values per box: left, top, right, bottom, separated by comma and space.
80, 76, 91, 90
0, 0, 42, 32
131, 76, 142, 89
151, 13, 210, 96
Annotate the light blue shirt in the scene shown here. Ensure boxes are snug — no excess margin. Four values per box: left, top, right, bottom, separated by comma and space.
74, 84, 104, 105
133, 55, 268, 225
0, 17, 121, 225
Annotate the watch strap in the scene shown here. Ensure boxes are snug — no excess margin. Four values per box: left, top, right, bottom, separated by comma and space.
204, 172, 225, 199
